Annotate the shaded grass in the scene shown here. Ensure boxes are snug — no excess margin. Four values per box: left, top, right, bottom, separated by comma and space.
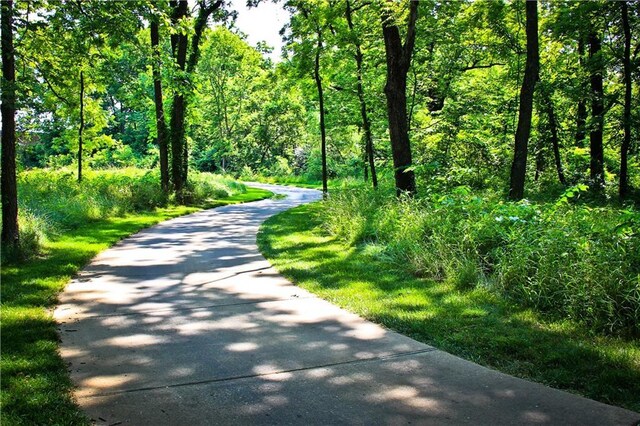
0, 187, 272, 425
258, 202, 640, 412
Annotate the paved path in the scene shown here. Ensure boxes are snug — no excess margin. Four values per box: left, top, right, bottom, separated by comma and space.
55, 184, 639, 426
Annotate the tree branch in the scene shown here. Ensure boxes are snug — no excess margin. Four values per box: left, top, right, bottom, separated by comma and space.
401, 0, 419, 72
460, 62, 506, 72
35, 64, 71, 105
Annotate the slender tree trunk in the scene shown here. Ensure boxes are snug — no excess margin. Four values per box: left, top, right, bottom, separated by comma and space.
509, 0, 539, 200
589, 31, 605, 190
620, 1, 632, 199
150, 20, 169, 192
534, 136, 544, 182
313, 28, 328, 198
170, 89, 186, 196
1, 0, 19, 252
346, 0, 377, 189
546, 95, 566, 185
362, 136, 368, 182
575, 38, 587, 147
382, 0, 419, 196
78, 70, 84, 182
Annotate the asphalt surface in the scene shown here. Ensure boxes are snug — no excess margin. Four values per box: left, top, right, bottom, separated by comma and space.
55, 183, 640, 425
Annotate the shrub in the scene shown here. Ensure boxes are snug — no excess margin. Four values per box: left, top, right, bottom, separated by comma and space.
4, 168, 246, 258
321, 188, 640, 337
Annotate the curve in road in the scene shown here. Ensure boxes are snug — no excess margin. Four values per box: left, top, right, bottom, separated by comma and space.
55, 183, 639, 425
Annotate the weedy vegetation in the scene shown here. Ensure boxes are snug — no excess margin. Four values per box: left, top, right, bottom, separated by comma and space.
0, 168, 271, 425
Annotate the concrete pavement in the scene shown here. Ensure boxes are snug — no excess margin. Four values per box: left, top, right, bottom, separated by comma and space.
55, 183, 640, 425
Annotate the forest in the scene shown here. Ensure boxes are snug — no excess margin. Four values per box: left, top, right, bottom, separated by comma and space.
1, 0, 639, 423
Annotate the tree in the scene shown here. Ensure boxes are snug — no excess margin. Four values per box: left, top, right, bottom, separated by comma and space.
538, 83, 566, 185
588, 29, 605, 191
619, 1, 632, 199
150, 18, 170, 192
169, 0, 224, 199
1, 0, 19, 253
313, 24, 328, 197
285, 1, 336, 195
78, 70, 85, 181
345, 0, 377, 189
382, 1, 419, 196
508, 0, 539, 201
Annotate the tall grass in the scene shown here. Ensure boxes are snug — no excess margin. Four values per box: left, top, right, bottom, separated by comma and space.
5, 168, 246, 260
323, 187, 640, 337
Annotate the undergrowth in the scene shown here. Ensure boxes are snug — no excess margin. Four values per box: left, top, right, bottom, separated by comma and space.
5, 168, 246, 260
259, 202, 640, 412
322, 186, 640, 337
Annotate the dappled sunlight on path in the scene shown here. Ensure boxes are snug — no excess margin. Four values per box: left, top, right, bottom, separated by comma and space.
55, 184, 639, 425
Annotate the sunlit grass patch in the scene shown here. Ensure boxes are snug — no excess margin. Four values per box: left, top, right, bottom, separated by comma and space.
258, 202, 640, 412
1, 176, 271, 425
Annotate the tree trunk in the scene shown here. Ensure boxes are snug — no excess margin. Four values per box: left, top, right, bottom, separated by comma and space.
346, 0, 377, 189
313, 28, 328, 198
150, 20, 169, 193
509, 0, 539, 201
382, 0, 419, 196
548, 100, 566, 186
78, 70, 84, 182
1, 0, 19, 252
589, 31, 605, 190
170, 0, 188, 199
541, 87, 566, 185
534, 136, 544, 182
620, 1, 632, 199
169, 0, 221, 201
575, 38, 587, 147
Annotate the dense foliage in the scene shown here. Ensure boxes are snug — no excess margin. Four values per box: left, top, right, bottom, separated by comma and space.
323, 187, 640, 337
2, 1, 634, 199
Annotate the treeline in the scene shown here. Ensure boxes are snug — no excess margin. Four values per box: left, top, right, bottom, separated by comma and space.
283, 0, 639, 200
2, 1, 639, 251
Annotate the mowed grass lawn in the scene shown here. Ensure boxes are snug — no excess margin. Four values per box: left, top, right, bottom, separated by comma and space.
0, 187, 272, 425
258, 202, 640, 413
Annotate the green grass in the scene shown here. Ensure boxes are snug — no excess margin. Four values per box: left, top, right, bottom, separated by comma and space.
249, 174, 368, 190
1, 186, 272, 425
258, 202, 640, 412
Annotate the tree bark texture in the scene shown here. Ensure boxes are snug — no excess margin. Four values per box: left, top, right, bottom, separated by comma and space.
620, 1, 632, 199
382, 0, 419, 196
509, 0, 539, 201
78, 70, 84, 182
313, 29, 328, 198
1, 0, 19, 251
589, 31, 605, 190
346, 0, 377, 189
150, 20, 170, 192
169, 0, 221, 200
170, 0, 188, 197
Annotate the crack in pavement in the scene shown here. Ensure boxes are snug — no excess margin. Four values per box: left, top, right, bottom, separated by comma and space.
79, 348, 440, 398
59, 295, 317, 320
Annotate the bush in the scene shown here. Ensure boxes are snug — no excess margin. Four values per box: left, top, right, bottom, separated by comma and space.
321, 188, 640, 337
17, 209, 52, 259
5, 168, 246, 258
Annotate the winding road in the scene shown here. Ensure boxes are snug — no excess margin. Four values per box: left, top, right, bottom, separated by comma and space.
54, 183, 639, 425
